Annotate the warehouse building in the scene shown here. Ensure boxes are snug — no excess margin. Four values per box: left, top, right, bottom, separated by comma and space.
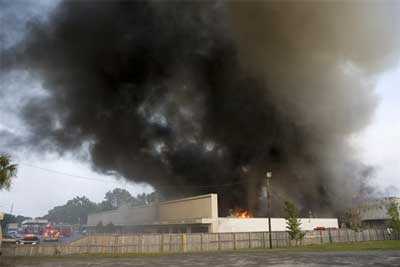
359, 197, 400, 228
87, 194, 338, 233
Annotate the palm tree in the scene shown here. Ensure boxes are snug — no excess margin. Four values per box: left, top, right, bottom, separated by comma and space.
0, 153, 17, 190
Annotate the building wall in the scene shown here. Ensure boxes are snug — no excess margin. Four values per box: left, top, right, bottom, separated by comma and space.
214, 218, 338, 233
159, 194, 218, 221
298, 218, 338, 231
359, 197, 400, 221
86, 193, 338, 234
7, 223, 19, 232
87, 194, 217, 227
87, 204, 157, 226
122, 204, 158, 225
215, 218, 286, 232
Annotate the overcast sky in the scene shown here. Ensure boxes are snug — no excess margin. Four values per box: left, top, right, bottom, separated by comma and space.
0, 1, 399, 218
355, 66, 400, 192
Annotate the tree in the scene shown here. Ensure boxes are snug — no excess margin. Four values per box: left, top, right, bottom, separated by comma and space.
134, 192, 157, 206
284, 201, 305, 245
97, 190, 158, 212
103, 222, 116, 233
95, 221, 104, 233
387, 201, 400, 233
42, 189, 158, 225
45, 196, 98, 224
341, 208, 362, 230
100, 188, 134, 210
0, 153, 17, 190
1, 213, 31, 233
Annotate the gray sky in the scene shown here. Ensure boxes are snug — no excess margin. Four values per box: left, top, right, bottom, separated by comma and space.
355, 66, 400, 192
0, 0, 399, 218
0, 155, 153, 217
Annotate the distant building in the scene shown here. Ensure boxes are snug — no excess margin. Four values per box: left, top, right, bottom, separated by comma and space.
359, 197, 400, 228
87, 194, 338, 233
6, 223, 18, 233
21, 219, 48, 235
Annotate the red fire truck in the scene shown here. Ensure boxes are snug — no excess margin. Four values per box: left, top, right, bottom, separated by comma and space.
42, 224, 60, 242
55, 224, 73, 237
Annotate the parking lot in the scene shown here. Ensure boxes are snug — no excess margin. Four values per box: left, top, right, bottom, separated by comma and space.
2, 250, 400, 267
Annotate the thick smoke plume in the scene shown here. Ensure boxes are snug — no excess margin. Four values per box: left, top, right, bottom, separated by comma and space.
2, 1, 400, 215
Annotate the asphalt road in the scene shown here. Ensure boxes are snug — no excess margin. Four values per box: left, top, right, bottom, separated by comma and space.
2, 250, 400, 267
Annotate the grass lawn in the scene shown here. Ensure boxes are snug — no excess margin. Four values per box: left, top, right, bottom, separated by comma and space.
286, 240, 400, 252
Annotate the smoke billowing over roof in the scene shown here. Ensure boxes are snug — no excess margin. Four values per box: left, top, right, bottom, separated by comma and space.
2, 1, 400, 215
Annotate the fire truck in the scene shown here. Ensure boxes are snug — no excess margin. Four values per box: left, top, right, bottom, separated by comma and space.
42, 224, 60, 242
55, 224, 73, 237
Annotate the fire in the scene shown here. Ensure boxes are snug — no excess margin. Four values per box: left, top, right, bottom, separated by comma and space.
231, 208, 253, 218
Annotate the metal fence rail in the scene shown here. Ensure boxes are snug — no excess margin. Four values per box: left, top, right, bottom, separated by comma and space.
1, 229, 398, 257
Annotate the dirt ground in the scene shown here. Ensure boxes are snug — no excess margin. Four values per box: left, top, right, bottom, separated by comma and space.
1, 250, 400, 267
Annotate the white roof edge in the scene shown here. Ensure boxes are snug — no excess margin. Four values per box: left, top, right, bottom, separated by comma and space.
160, 193, 217, 205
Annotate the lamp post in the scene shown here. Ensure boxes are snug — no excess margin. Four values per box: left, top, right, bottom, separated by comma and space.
0, 211, 4, 248
266, 170, 272, 249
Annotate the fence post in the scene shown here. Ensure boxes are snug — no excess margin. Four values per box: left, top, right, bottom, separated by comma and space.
319, 230, 323, 244
272, 231, 275, 248
200, 233, 203, 252
233, 233, 237, 250
113, 235, 118, 255
160, 234, 164, 253
182, 233, 187, 252
248, 232, 251, 249
87, 235, 91, 254
328, 229, 332, 244
217, 233, 221, 251
169, 234, 173, 253
138, 235, 143, 253
262, 232, 266, 249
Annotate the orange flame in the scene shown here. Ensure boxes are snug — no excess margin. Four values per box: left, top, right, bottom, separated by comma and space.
232, 208, 253, 218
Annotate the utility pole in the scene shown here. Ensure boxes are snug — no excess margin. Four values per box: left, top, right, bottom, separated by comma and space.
266, 170, 273, 249
154, 191, 160, 222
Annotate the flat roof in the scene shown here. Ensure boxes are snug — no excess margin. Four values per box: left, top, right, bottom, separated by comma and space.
88, 193, 217, 216
22, 219, 48, 225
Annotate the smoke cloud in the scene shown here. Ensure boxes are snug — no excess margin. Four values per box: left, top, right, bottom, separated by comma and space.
2, 1, 400, 215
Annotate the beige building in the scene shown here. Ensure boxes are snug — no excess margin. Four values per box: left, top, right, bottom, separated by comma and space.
87, 194, 338, 233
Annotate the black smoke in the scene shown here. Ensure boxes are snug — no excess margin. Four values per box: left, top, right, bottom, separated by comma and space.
2, 1, 400, 216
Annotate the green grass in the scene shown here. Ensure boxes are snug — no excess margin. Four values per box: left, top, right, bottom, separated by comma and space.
283, 240, 400, 252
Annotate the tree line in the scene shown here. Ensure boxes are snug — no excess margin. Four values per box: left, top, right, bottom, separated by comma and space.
43, 189, 156, 225
1, 188, 156, 228
0, 153, 157, 226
